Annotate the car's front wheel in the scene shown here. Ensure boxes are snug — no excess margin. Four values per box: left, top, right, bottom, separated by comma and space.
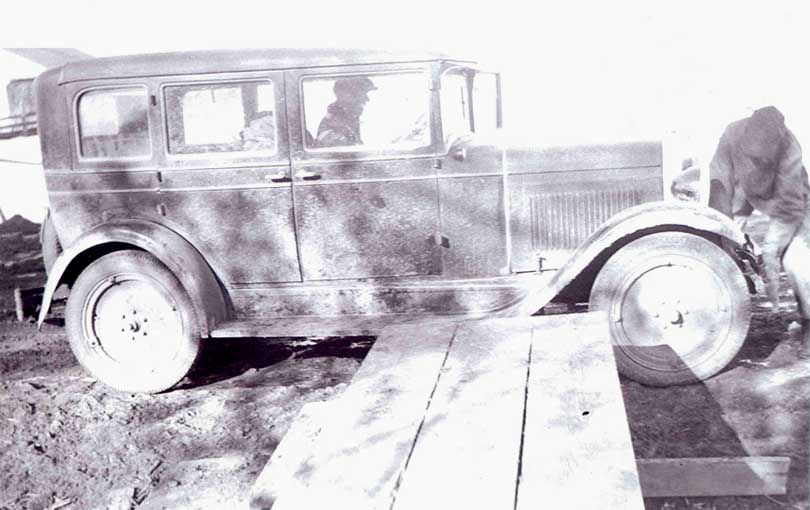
589, 232, 750, 386
65, 250, 200, 393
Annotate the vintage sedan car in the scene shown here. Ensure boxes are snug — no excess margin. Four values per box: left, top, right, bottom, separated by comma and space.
34, 49, 757, 392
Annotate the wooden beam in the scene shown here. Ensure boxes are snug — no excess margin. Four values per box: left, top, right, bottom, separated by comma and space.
637, 457, 791, 497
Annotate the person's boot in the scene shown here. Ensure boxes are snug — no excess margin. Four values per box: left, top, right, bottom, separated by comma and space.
800, 319, 810, 360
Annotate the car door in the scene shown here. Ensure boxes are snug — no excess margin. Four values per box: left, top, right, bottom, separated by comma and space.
286, 64, 442, 281
155, 71, 301, 284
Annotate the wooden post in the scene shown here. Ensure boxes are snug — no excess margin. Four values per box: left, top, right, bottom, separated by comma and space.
13, 286, 45, 322
14, 287, 24, 322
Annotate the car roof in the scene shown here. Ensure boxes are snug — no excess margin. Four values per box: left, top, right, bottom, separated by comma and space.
56, 49, 476, 84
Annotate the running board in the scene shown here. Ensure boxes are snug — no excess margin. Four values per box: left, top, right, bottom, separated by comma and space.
209, 315, 480, 338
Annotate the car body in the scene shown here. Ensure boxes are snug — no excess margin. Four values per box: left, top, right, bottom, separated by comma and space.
34, 49, 756, 392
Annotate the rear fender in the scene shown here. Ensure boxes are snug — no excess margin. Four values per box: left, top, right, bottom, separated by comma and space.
507, 201, 750, 316
37, 220, 229, 335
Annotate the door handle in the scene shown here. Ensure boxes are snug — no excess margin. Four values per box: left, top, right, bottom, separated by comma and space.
297, 170, 322, 181
265, 172, 291, 183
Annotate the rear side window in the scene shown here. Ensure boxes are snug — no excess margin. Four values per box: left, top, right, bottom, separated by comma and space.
77, 86, 151, 159
164, 80, 277, 155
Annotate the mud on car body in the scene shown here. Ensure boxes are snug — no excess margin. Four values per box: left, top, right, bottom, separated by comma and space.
35, 49, 758, 392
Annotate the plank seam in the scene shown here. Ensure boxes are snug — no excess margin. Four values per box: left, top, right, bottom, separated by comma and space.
513, 328, 534, 510
388, 323, 459, 510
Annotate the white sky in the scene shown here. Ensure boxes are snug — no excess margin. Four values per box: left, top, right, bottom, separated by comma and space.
1, 0, 808, 219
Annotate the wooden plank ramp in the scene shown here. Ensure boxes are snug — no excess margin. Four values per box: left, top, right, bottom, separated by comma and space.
251, 312, 646, 510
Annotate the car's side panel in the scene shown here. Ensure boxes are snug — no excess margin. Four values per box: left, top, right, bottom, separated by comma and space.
292, 168, 442, 280
505, 141, 665, 272
34, 67, 72, 170
227, 274, 545, 318
46, 170, 161, 244
157, 168, 300, 284
509, 165, 663, 271
37, 219, 229, 335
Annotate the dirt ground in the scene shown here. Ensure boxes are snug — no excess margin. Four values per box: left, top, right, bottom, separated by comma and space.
0, 214, 808, 510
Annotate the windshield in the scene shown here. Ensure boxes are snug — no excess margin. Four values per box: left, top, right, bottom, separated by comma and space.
440, 68, 500, 144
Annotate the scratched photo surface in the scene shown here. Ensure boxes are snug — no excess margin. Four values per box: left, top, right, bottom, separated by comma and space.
0, 3, 808, 510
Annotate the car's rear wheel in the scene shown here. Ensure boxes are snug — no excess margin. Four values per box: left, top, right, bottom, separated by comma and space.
589, 232, 750, 386
65, 250, 200, 393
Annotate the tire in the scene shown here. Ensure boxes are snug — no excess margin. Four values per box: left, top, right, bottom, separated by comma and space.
589, 232, 750, 386
65, 250, 200, 393
41, 213, 61, 275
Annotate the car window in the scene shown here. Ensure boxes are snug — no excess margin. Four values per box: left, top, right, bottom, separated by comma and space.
302, 72, 429, 151
164, 80, 277, 155
77, 86, 150, 159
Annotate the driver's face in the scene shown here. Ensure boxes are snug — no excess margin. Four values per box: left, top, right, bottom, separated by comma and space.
344, 91, 370, 115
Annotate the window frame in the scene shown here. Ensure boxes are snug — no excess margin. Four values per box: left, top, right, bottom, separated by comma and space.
73, 84, 153, 164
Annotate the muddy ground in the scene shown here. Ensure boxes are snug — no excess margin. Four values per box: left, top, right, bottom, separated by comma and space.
0, 214, 808, 510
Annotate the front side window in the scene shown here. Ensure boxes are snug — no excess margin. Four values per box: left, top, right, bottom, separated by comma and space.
472, 72, 500, 134
77, 86, 150, 159
164, 80, 277, 155
302, 72, 430, 151
441, 69, 501, 143
440, 71, 471, 143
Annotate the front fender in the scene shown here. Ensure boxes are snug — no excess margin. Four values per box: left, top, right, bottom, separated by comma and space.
507, 201, 749, 316
37, 219, 229, 335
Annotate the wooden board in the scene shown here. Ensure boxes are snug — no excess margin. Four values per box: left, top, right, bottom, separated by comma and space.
516, 312, 644, 510
392, 319, 533, 510
250, 401, 334, 509
269, 321, 459, 510
637, 457, 791, 497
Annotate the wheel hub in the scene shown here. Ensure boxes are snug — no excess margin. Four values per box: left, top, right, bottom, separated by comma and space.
618, 260, 730, 364
84, 274, 182, 364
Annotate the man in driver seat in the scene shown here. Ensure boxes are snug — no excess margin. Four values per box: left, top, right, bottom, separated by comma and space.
315, 76, 377, 148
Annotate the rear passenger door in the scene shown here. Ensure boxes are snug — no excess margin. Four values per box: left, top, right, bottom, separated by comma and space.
155, 72, 301, 284
286, 65, 442, 281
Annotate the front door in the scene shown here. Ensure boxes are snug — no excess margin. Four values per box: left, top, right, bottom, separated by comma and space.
287, 65, 442, 281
